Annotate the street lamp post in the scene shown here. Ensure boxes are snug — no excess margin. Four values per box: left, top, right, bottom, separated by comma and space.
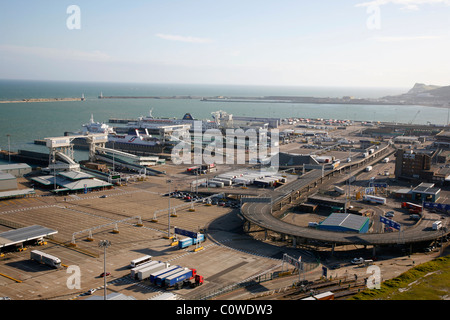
6, 134, 10, 163
98, 240, 111, 300
167, 179, 172, 238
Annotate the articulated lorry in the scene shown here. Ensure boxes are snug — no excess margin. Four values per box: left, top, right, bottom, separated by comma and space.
130, 260, 159, 279
155, 267, 186, 287
164, 268, 204, 289
149, 265, 182, 284
30, 250, 61, 268
178, 233, 205, 249
401, 202, 423, 214
137, 262, 169, 281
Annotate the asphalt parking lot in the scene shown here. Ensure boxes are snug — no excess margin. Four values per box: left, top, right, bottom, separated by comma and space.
0, 166, 310, 300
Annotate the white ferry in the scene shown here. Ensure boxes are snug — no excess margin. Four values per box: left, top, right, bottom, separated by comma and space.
81, 114, 115, 134
108, 128, 161, 146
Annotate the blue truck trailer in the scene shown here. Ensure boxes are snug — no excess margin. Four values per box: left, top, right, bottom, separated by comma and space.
164, 268, 204, 289
149, 265, 181, 284
178, 233, 205, 249
155, 267, 184, 287
164, 268, 194, 288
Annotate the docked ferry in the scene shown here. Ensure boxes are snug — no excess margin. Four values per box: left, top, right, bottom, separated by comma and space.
108, 128, 161, 146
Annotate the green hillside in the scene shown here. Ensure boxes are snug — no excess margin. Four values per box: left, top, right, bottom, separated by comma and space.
350, 255, 450, 300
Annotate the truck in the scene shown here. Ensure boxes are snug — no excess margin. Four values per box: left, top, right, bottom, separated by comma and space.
401, 202, 423, 214
365, 166, 373, 172
432, 221, 442, 230
164, 268, 204, 289
178, 233, 205, 249
137, 262, 169, 281
130, 260, 159, 279
363, 195, 386, 205
149, 265, 181, 284
211, 177, 232, 186
155, 267, 186, 287
186, 166, 200, 174
334, 186, 345, 195
30, 250, 61, 268
208, 180, 224, 188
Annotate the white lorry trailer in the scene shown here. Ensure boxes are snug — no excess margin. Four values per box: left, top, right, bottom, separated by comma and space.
30, 250, 61, 268
137, 262, 169, 281
130, 261, 159, 279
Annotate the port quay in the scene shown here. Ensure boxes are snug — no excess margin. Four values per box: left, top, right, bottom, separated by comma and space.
0, 109, 449, 302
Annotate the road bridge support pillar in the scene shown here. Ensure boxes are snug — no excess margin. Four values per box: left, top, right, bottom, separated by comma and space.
244, 221, 251, 233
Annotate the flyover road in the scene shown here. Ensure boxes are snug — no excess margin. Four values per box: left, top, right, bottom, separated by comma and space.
242, 199, 448, 246
241, 148, 449, 246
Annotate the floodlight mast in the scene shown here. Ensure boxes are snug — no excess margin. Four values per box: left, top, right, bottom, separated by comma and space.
98, 240, 111, 300
167, 179, 172, 238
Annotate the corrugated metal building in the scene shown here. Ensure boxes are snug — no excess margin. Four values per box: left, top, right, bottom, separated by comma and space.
0, 163, 32, 177
318, 213, 370, 233
0, 171, 17, 191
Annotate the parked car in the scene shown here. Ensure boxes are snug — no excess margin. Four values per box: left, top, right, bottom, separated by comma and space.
385, 211, 394, 218
100, 272, 111, 277
87, 288, 96, 295
351, 257, 365, 265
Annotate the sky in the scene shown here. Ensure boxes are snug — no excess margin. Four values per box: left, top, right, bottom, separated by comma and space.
0, 0, 449, 88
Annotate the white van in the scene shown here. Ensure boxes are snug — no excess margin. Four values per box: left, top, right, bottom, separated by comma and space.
432, 221, 442, 231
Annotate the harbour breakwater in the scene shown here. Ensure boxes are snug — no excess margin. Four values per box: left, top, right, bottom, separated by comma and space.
0, 97, 84, 103
98, 94, 417, 106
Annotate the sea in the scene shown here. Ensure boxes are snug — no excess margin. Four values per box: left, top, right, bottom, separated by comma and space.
0, 79, 448, 163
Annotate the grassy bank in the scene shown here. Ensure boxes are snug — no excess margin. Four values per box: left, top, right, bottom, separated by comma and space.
350, 255, 450, 300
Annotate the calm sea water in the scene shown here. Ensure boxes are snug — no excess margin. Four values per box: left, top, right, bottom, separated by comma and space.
0, 79, 448, 161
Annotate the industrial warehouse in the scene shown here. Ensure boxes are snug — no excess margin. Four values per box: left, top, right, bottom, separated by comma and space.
316, 213, 370, 234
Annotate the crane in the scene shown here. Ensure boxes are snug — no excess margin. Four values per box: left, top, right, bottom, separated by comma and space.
409, 110, 420, 124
